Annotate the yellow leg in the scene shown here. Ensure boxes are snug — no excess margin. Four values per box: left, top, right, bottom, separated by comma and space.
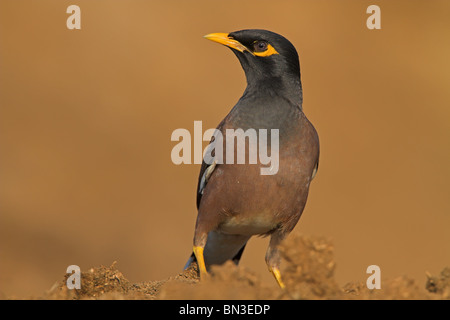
193, 246, 208, 278
270, 267, 286, 289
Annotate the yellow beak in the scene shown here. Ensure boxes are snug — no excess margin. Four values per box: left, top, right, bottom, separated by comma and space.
204, 33, 253, 54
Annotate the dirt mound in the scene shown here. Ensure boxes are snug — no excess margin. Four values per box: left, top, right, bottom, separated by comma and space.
40, 234, 449, 300
425, 267, 450, 299
279, 235, 341, 299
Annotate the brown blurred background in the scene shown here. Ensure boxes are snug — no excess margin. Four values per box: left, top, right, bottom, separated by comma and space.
1, 0, 449, 298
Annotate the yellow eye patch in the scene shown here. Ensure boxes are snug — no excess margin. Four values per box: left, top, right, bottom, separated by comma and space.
253, 44, 279, 57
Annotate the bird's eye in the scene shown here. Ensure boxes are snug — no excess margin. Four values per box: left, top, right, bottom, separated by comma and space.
253, 41, 268, 52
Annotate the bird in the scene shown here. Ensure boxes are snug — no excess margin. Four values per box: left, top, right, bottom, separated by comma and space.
184, 29, 320, 288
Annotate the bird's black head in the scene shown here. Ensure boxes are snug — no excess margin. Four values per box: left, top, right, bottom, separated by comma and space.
204, 29, 302, 105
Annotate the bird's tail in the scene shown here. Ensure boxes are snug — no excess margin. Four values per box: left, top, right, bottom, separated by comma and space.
183, 252, 196, 270
183, 243, 247, 271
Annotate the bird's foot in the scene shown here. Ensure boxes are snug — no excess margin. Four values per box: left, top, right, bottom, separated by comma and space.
193, 246, 208, 279
270, 267, 286, 289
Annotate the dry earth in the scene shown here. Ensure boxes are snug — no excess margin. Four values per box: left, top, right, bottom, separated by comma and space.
39, 234, 449, 300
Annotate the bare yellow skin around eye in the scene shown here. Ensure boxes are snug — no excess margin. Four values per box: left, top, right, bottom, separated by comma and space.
253, 44, 279, 57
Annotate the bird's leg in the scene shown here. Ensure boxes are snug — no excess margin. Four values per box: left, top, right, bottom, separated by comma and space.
265, 231, 286, 289
193, 232, 208, 279
193, 245, 207, 277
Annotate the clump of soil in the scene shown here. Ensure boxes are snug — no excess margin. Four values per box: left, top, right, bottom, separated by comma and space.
41, 234, 449, 300
44, 261, 200, 300
342, 276, 432, 300
157, 261, 280, 300
279, 235, 341, 299
45, 262, 136, 300
425, 267, 450, 299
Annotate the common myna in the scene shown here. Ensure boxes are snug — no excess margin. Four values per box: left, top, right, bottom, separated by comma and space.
184, 29, 320, 288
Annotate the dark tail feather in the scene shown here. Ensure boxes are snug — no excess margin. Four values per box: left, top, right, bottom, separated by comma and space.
183, 252, 196, 270
183, 243, 248, 270
232, 243, 247, 265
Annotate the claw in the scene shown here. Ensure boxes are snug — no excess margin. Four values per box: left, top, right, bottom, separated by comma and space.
270, 267, 286, 289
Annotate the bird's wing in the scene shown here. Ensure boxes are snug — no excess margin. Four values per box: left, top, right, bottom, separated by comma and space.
311, 158, 319, 180
303, 113, 320, 181
196, 120, 225, 209
196, 149, 215, 209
